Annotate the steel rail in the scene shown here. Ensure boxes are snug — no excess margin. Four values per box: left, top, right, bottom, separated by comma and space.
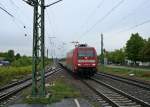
0, 67, 61, 104
91, 77, 150, 107
0, 67, 52, 91
59, 63, 150, 106
96, 72, 150, 91
81, 79, 119, 107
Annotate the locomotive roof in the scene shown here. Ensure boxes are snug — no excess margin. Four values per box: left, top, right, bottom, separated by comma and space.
76, 47, 94, 49
67, 47, 96, 55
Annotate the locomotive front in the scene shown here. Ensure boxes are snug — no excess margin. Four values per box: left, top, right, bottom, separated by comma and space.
74, 45, 98, 76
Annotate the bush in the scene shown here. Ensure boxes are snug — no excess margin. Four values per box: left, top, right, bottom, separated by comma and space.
11, 56, 32, 67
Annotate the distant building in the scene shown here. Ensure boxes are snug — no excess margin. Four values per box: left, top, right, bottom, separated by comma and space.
138, 62, 150, 67
125, 59, 133, 65
125, 59, 150, 67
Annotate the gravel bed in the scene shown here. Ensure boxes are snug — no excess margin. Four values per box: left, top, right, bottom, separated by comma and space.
5, 65, 103, 106
94, 74, 150, 103
4, 65, 61, 106
58, 66, 102, 107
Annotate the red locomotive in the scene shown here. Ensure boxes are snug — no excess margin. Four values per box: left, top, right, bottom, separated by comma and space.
66, 44, 98, 76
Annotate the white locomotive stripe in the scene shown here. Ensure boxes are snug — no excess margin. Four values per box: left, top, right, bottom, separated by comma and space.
78, 60, 95, 63
74, 99, 81, 107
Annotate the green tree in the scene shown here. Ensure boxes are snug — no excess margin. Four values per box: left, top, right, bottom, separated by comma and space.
15, 53, 21, 60
125, 33, 145, 64
6, 50, 15, 62
107, 51, 115, 63
139, 38, 150, 62
114, 49, 125, 64
107, 48, 125, 64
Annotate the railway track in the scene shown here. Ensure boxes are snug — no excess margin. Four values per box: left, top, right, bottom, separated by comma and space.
94, 72, 150, 103
96, 72, 150, 91
0, 66, 61, 105
59, 63, 150, 106
82, 78, 150, 107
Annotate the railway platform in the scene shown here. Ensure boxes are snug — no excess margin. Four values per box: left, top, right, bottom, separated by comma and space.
8, 98, 93, 107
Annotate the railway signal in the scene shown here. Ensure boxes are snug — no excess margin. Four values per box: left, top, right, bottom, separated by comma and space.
23, 0, 62, 97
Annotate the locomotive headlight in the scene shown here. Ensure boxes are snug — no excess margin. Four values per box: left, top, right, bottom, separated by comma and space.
78, 64, 81, 66
92, 64, 96, 66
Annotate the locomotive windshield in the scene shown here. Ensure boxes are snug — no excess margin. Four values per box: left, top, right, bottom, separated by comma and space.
78, 49, 94, 57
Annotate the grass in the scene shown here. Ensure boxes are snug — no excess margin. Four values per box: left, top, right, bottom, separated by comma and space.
48, 79, 80, 103
24, 97, 51, 104
24, 78, 80, 104
0, 59, 52, 87
0, 66, 32, 86
98, 65, 150, 81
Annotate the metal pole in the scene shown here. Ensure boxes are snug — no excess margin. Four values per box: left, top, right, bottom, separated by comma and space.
23, 0, 62, 97
40, 0, 46, 96
32, 1, 38, 96
47, 49, 48, 58
101, 33, 104, 72
101, 33, 104, 65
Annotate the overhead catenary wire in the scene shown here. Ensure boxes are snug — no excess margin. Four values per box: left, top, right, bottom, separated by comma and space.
45, 10, 57, 58
81, 0, 125, 36
74, 0, 104, 40
120, 0, 149, 21
46, 9, 66, 58
12, 17, 32, 37
9, 0, 32, 36
119, 19, 150, 33
80, 0, 105, 29
0, 5, 14, 17
9, 0, 19, 9
46, 10, 55, 37
0, 3, 23, 33
46, 8, 60, 40
108, 0, 150, 30
0, 2, 31, 36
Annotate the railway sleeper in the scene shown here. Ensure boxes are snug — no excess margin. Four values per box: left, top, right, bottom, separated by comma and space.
109, 97, 129, 100
112, 100, 133, 103
98, 100, 107, 103
101, 103, 110, 106
103, 92, 123, 96
107, 96, 127, 99
104, 105, 112, 107
97, 98, 104, 101
106, 94, 124, 97
118, 103, 140, 107
121, 105, 141, 107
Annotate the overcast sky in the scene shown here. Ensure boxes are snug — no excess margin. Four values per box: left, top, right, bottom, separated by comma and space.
0, 0, 150, 57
